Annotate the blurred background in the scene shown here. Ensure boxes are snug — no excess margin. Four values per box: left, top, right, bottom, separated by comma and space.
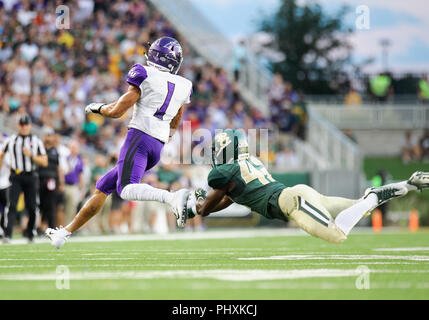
0, 0, 428, 238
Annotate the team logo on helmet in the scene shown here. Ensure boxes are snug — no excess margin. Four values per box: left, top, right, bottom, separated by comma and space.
212, 129, 249, 167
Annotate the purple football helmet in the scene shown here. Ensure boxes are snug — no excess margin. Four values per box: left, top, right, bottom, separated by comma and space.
146, 36, 183, 74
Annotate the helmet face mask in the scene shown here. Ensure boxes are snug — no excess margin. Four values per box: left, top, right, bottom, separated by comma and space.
146, 36, 183, 74
212, 129, 249, 167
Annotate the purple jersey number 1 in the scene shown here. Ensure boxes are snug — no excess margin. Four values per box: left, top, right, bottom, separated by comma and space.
154, 81, 175, 120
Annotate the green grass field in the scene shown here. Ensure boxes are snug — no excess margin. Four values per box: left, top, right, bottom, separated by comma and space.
1, 229, 429, 300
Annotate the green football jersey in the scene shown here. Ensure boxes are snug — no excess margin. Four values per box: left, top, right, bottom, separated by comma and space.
207, 156, 287, 221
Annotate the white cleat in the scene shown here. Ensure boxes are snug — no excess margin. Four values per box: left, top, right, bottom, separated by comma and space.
170, 189, 190, 228
407, 171, 429, 191
45, 227, 71, 249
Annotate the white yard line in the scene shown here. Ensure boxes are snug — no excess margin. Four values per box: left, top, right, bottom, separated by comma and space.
238, 254, 429, 261
1, 268, 428, 282
0, 268, 398, 282
0, 228, 309, 245
1, 227, 409, 246
374, 247, 429, 252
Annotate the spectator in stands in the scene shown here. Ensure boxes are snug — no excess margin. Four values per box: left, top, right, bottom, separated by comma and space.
276, 101, 299, 149
64, 140, 85, 224
401, 130, 421, 163
268, 73, 285, 109
292, 91, 308, 140
283, 81, 298, 103
232, 39, 247, 82
419, 129, 429, 162
369, 73, 393, 103
418, 75, 429, 104
344, 87, 363, 107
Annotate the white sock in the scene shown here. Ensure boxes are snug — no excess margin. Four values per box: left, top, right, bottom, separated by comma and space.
334, 193, 378, 235
120, 184, 175, 204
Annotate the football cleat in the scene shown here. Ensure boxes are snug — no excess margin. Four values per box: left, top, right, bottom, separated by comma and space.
45, 227, 71, 249
407, 171, 429, 191
170, 189, 190, 228
363, 183, 408, 212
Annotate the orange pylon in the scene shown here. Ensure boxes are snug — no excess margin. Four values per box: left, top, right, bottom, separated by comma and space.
372, 209, 383, 233
409, 209, 419, 233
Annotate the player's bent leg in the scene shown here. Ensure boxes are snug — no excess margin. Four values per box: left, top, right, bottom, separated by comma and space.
278, 185, 346, 244
119, 184, 190, 228
116, 130, 190, 228
289, 184, 359, 218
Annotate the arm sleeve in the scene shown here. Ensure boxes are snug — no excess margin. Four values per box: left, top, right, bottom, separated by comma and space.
126, 64, 148, 88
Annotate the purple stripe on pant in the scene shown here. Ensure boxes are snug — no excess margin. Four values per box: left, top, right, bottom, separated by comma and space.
96, 128, 164, 197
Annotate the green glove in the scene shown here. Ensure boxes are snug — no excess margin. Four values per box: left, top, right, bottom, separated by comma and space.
187, 188, 207, 219
195, 188, 207, 202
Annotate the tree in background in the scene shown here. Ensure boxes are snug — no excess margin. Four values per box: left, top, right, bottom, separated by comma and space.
260, 0, 353, 94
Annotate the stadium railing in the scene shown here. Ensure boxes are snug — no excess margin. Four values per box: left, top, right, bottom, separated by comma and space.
310, 104, 429, 130
307, 107, 362, 171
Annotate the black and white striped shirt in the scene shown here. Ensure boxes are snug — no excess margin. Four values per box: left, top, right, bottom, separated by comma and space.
1, 134, 46, 173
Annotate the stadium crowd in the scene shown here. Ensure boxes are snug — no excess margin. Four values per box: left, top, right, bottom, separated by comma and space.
0, 0, 308, 237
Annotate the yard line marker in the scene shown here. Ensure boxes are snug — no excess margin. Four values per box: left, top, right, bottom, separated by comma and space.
238, 254, 429, 261
0, 268, 427, 282
373, 247, 429, 252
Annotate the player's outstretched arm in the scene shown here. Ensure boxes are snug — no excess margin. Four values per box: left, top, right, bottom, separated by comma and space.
196, 184, 234, 217
85, 85, 141, 119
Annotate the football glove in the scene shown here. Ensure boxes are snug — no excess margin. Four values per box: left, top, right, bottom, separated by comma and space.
195, 188, 207, 202
187, 188, 207, 219
85, 103, 106, 114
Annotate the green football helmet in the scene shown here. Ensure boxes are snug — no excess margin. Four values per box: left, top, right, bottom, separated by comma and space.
211, 129, 249, 167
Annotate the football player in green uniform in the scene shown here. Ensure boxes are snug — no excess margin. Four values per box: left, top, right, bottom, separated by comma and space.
187, 129, 429, 243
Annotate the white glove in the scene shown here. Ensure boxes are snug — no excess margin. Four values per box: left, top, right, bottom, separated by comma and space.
85, 103, 106, 114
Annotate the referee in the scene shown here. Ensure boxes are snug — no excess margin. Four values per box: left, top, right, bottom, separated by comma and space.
0, 114, 48, 243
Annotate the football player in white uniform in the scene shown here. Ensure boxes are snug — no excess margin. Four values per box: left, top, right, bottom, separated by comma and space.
46, 37, 193, 248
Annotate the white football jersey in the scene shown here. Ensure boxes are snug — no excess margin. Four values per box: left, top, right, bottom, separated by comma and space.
126, 64, 192, 143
